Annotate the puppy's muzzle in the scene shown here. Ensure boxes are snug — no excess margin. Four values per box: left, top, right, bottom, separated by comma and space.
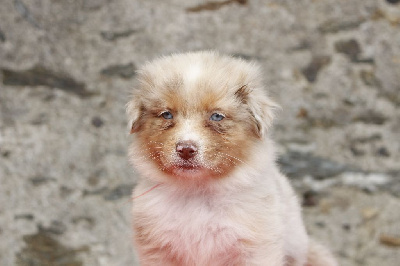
176, 141, 198, 160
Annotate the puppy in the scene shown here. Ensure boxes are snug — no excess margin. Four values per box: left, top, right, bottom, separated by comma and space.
126, 51, 337, 266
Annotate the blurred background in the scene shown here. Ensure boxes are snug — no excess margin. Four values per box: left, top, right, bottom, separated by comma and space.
1, 0, 400, 265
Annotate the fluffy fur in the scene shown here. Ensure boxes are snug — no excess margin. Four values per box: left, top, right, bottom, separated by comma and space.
126, 51, 337, 266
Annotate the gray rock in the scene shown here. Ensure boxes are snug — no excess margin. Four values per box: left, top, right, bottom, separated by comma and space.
104, 184, 134, 201
278, 152, 357, 180
100, 63, 136, 79
100, 29, 139, 41
16, 231, 85, 266
91, 116, 104, 128
0, 28, 5, 42
13, 0, 40, 29
353, 110, 387, 125
334, 39, 361, 62
186, 0, 248, 12
14, 214, 34, 221
318, 19, 366, 33
301, 55, 331, 83
2, 66, 93, 97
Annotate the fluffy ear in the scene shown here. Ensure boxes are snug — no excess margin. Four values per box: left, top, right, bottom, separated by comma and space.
236, 85, 279, 138
126, 96, 143, 134
249, 95, 279, 138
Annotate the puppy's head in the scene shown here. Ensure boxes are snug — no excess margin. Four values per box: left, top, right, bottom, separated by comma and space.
127, 52, 278, 182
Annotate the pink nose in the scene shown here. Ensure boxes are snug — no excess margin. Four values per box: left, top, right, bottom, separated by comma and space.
176, 141, 198, 160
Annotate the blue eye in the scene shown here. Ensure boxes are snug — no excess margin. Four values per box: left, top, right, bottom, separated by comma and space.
210, 113, 225, 121
161, 111, 173, 119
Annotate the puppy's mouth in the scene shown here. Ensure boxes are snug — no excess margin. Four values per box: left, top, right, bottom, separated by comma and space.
165, 158, 212, 178
171, 160, 203, 171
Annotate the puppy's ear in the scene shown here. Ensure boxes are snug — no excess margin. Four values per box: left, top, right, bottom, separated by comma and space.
126, 96, 143, 134
236, 85, 279, 138
249, 95, 279, 138
234, 85, 251, 104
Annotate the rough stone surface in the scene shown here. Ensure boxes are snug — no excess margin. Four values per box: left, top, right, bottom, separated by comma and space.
1, 0, 399, 265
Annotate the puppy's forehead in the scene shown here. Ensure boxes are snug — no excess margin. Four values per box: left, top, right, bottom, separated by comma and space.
184, 63, 202, 85
156, 81, 230, 113
138, 53, 257, 111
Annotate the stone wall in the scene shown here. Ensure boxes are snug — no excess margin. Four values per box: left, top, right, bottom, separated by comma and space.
1, 0, 399, 265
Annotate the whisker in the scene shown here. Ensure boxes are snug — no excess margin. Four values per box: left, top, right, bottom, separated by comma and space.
216, 152, 245, 164
147, 140, 164, 146
219, 136, 241, 148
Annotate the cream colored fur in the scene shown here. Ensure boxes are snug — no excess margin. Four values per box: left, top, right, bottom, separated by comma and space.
127, 51, 337, 266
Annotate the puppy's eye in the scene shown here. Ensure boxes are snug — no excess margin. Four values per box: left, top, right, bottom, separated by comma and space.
161, 111, 173, 119
210, 113, 225, 121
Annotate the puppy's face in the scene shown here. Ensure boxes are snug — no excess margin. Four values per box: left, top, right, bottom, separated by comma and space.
127, 52, 276, 182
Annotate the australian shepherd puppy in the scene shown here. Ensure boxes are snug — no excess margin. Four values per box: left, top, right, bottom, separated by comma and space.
126, 51, 337, 266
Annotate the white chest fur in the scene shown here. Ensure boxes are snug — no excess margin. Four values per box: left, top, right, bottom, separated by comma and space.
132, 184, 277, 265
